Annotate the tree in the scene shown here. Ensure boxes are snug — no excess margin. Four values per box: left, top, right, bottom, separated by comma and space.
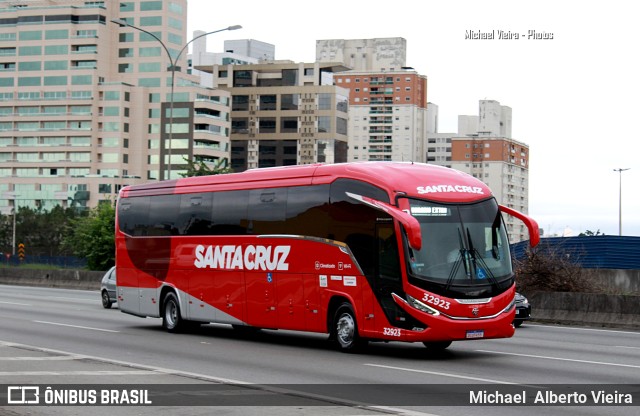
62, 202, 115, 271
578, 229, 605, 237
0, 213, 12, 255
0, 206, 79, 257
179, 157, 232, 177
18, 206, 79, 256
514, 245, 601, 294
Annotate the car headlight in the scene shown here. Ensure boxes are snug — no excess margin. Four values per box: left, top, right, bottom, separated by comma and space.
406, 294, 440, 316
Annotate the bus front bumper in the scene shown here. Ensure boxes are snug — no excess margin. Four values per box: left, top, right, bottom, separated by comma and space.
391, 293, 516, 342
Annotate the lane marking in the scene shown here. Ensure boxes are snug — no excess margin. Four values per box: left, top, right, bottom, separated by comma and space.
530, 323, 640, 336
0, 370, 160, 376
476, 349, 640, 369
0, 301, 31, 306
616, 345, 640, 350
0, 356, 84, 361
364, 363, 524, 385
33, 320, 120, 333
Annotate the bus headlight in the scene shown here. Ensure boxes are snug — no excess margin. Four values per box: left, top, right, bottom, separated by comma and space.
406, 294, 440, 316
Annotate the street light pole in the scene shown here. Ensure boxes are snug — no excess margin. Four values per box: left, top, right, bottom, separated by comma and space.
613, 168, 630, 236
111, 20, 241, 180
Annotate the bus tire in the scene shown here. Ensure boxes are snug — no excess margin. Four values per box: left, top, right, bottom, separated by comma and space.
162, 292, 184, 333
333, 303, 366, 352
422, 341, 452, 351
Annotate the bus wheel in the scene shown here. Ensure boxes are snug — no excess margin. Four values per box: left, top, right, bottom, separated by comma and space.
333, 303, 366, 352
422, 341, 452, 350
162, 292, 184, 333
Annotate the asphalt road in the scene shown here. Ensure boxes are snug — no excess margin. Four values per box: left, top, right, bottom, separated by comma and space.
0, 285, 638, 416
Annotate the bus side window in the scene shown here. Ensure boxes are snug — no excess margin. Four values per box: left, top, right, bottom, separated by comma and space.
211, 190, 249, 236
146, 194, 181, 236
118, 196, 150, 236
178, 193, 213, 236
248, 188, 286, 235
284, 185, 330, 238
329, 179, 389, 279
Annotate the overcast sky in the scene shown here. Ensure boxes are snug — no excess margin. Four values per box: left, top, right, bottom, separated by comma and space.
187, 0, 640, 237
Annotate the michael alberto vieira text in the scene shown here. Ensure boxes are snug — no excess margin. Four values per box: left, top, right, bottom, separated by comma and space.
470, 389, 633, 405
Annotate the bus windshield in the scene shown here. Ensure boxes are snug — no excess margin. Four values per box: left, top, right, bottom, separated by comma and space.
403, 197, 512, 289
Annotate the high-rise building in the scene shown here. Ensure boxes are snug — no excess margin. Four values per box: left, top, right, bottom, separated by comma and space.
450, 136, 529, 241
458, 100, 512, 138
334, 70, 428, 162
200, 61, 351, 171
426, 100, 530, 242
0, 0, 231, 214
318, 38, 428, 163
316, 38, 407, 72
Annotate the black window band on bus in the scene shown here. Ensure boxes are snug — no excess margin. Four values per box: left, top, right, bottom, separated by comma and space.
118, 185, 330, 238
118, 179, 390, 239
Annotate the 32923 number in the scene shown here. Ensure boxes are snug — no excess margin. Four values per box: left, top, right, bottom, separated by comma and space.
383, 327, 401, 337
422, 293, 451, 310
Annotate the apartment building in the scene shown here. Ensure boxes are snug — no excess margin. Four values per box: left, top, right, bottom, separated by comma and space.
317, 38, 428, 163
316, 38, 407, 72
0, 0, 231, 214
334, 69, 428, 162
450, 136, 529, 241
200, 61, 350, 171
427, 100, 531, 242
189, 37, 275, 87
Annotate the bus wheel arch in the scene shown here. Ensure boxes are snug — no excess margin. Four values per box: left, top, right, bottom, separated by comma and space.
161, 290, 184, 333
331, 301, 367, 352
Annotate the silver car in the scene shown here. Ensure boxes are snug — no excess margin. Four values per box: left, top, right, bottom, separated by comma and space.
100, 266, 117, 309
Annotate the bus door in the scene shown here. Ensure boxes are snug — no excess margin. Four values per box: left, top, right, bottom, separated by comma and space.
374, 219, 405, 328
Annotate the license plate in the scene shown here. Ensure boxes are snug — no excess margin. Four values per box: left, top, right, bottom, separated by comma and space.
466, 329, 484, 339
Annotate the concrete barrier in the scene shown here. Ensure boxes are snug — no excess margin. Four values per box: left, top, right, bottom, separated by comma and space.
596, 269, 640, 294
528, 292, 640, 329
0, 268, 103, 290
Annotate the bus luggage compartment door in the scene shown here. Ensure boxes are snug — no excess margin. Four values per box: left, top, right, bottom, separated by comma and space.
245, 271, 278, 329
276, 273, 305, 331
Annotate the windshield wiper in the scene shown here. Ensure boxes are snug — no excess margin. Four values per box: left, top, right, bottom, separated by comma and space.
466, 227, 498, 286
445, 228, 468, 292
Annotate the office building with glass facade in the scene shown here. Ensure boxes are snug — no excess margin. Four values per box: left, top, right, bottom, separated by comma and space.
0, 0, 231, 213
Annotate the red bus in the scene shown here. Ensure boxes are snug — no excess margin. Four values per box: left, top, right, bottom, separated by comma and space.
115, 162, 539, 351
